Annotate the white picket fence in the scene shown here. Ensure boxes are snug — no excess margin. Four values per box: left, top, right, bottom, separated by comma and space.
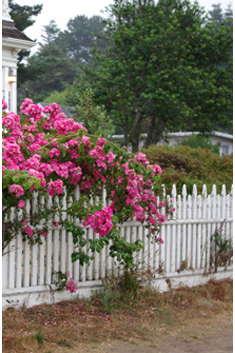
2, 184, 233, 309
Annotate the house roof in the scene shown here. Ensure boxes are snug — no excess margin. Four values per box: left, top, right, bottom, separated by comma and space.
2, 20, 34, 43
169, 131, 233, 140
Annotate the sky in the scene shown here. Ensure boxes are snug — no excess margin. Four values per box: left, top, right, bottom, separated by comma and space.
13, 0, 233, 54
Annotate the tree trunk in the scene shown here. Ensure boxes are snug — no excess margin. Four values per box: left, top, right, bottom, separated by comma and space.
144, 116, 165, 149
123, 115, 129, 147
130, 110, 142, 153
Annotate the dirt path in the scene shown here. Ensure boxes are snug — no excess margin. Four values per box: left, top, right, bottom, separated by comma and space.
64, 312, 232, 353
3, 279, 232, 353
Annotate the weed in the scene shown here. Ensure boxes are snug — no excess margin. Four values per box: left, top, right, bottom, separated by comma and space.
57, 338, 72, 347
32, 332, 48, 344
210, 219, 233, 272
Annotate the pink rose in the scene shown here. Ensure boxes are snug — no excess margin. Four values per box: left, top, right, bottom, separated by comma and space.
23, 226, 33, 237
18, 200, 26, 208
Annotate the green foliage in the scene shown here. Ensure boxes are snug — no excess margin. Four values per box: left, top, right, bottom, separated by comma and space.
32, 332, 49, 344
9, 0, 43, 32
57, 339, 72, 347
55, 15, 106, 64
9, 0, 43, 88
66, 82, 115, 138
18, 43, 79, 103
17, 14, 106, 94
177, 134, 220, 155
92, 270, 148, 314
142, 144, 233, 194
44, 88, 71, 106
210, 219, 233, 272
85, 0, 233, 152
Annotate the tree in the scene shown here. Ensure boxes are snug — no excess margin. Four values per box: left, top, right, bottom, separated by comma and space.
41, 20, 61, 45
9, 0, 43, 87
55, 15, 106, 64
66, 81, 115, 138
18, 43, 79, 102
85, 0, 233, 152
224, 3, 233, 31
208, 3, 224, 26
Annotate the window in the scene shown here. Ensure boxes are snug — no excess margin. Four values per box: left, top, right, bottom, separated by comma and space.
221, 145, 229, 155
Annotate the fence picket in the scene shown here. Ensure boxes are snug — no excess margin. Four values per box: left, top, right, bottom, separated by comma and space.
31, 192, 38, 287
53, 196, 60, 284
60, 190, 67, 277
201, 185, 207, 269
192, 185, 197, 270
197, 195, 202, 269
171, 185, 177, 273
187, 195, 192, 269
45, 196, 52, 285
8, 207, 16, 289
38, 196, 45, 286
23, 200, 31, 287
206, 195, 212, 271
16, 209, 23, 288
176, 194, 182, 272
165, 195, 171, 273
182, 185, 187, 264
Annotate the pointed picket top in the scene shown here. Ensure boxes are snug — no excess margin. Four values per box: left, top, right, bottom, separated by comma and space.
54, 195, 60, 219
171, 184, 177, 200
62, 187, 67, 220
63, 185, 67, 199
75, 185, 80, 201
230, 184, 233, 197
103, 187, 107, 206
187, 194, 192, 218
182, 184, 187, 199
161, 184, 166, 198
193, 184, 197, 198
177, 194, 182, 218
47, 194, 52, 209
32, 191, 38, 212
197, 195, 202, 218
202, 184, 207, 199
221, 184, 226, 197
26, 198, 31, 213
212, 184, 217, 197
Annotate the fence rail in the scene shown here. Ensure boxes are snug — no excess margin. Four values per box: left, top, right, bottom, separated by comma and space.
2, 184, 233, 309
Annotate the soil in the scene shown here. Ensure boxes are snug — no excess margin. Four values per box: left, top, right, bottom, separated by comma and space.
2, 278, 233, 353
55, 311, 233, 353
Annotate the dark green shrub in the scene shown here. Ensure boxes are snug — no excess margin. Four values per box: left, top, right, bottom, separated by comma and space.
142, 145, 233, 194
178, 134, 221, 155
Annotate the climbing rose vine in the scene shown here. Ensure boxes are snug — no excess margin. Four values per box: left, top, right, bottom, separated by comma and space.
2, 98, 171, 292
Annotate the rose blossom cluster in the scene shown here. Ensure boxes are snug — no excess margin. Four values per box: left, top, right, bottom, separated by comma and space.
3, 98, 169, 286
65, 272, 78, 293
83, 206, 113, 237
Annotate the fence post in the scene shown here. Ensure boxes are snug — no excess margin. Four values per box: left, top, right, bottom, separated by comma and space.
181, 184, 187, 266
171, 184, 177, 273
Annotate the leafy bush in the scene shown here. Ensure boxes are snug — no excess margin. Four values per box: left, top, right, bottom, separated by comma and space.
177, 134, 221, 155
142, 145, 233, 194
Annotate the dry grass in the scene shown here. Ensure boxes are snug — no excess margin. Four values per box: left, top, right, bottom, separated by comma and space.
2, 278, 233, 353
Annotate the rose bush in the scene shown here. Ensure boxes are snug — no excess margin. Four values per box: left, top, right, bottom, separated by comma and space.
2, 98, 171, 291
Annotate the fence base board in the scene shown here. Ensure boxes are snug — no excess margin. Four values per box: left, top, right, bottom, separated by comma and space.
152, 269, 233, 292
2, 270, 232, 310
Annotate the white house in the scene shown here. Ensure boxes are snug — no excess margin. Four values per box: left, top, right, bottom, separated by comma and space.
111, 131, 233, 156
160, 131, 233, 156
2, 0, 35, 111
